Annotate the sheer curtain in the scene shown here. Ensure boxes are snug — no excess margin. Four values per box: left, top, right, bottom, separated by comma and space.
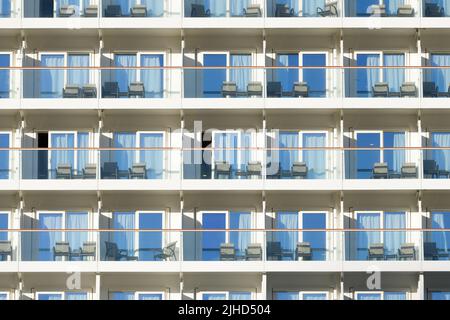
51, 133, 75, 178
206, 0, 226, 16
356, 213, 380, 260
39, 213, 63, 261
230, 212, 251, 257
357, 54, 380, 97
65, 292, 88, 300
279, 131, 299, 173
240, 132, 251, 172
431, 54, 450, 93
141, 54, 164, 98
303, 0, 325, 16
0, 0, 11, 17
384, 212, 406, 256
383, 54, 404, 93
40, 54, 64, 98
112, 212, 135, 257
384, 292, 406, 300
114, 54, 137, 96
68, 54, 89, 86
231, 0, 249, 16
385, 0, 404, 16
114, 132, 136, 173
77, 133, 89, 174
303, 133, 326, 179
302, 293, 327, 300
214, 132, 239, 176
384, 132, 405, 174
144, 0, 164, 16
229, 292, 252, 300
436, 0, 450, 16
431, 212, 450, 254
432, 132, 450, 172
276, 211, 298, 259
66, 212, 88, 258
0, 133, 9, 180
230, 54, 251, 94
0, 54, 10, 98
139, 133, 164, 179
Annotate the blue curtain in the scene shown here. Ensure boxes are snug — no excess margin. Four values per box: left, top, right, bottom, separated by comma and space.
0, 133, 9, 180
384, 212, 406, 256
140, 133, 163, 179
66, 292, 88, 300
229, 212, 251, 257
303, 0, 325, 16
141, 54, 164, 98
431, 212, 450, 255
357, 54, 380, 97
229, 292, 252, 300
383, 54, 404, 93
51, 133, 75, 178
41, 54, 64, 98
0, 0, 11, 17
303, 133, 326, 179
38, 293, 63, 300
66, 212, 88, 257
205, 0, 226, 17
303, 293, 327, 300
112, 212, 135, 257
203, 293, 226, 300
230, 54, 251, 93
111, 292, 135, 300
77, 133, 89, 174
68, 54, 89, 86
432, 132, 450, 172
274, 292, 299, 300
279, 131, 299, 173
214, 132, 238, 176
430, 54, 450, 93
276, 54, 299, 94
384, 292, 406, 300
240, 132, 251, 172
138, 293, 163, 300
385, 0, 404, 15
39, 213, 63, 261
356, 213, 380, 260
114, 54, 137, 95
230, 0, 249, 16
144, 0, 164, 16
276, 211, 298, 260
357, 293, 381, 300
0, 54, 10, 98
114, 132, 136, 173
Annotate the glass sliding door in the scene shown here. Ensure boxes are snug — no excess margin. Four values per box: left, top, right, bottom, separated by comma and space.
0, 54, 10, 98
140, 54, 164, 98
356, 132, 381, 179
229, 292, 252, 300
111, 292, 135, 300
276, 53, 299, 96
431, 211, 450, 259
138, 212, 163, 261
0, 133, 10, 179
114, 54, 137, 97
355, 212, 381, 260
384, 292, 406, 300
40, 54, 64, 98
278, 131, 299, 177
431, 132, 450, 176
50, 132, 75, 179
143, 0, 164, 17
201, 212, 226, 261
66, 212, 88, 260
275, 211, 298, 260
384, 212, 406, 259
229, 211, 251, 258
138, 132, 164, 179
203, 293, 227, 300
0, 1, 11, 17
230, 0, 249, 16
355, 0, 379, 16
431, 292, 450, 300
230, 54, 251, 95
203, 54, 226, 98
56, 0, 82, 16
0, 293, 7, 300
113, 132, 136, 177
383, 132, 405, 176
67, 54, 90, 87
356, 54, 380, 97
112, 212, 135, 259
205, 0, 226, 17
213, 132, 239, 178
303, 133, 326, 179
302, 0, 325, 16
38, 213, 63, 261
65, 292, 88, 300
429, 54, 450, 94
302, 212, 326, 260
302, 293, 327, 300
138, 293, 163, 300
302, 53, 326, 97
37, 293, 63, 300
357, 293, 382, 300
383, 53, 404, 94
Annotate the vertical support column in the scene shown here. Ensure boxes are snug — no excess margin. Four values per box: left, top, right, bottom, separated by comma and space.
16, 276, 23, 300
179, 190, 184, 263
262, 110, 266, 182
18, 113, 25, 183
339, 29, 344, 103
340, 191, 344, 263
418, 272, 425, 300
261, 272, 267, 300
95, 191, 101, 263
181, 34, 185, 104
340, 272, 344, 300
97, 110, 103, 182
340, 111, 344, 184
262, 33, 267, 99
95, 273, 101, 300
179, 272, 184, 301
98, 34, 103, 107
19, 35, 26, 104
418, 110, 422, 180
417, 29, 422, 100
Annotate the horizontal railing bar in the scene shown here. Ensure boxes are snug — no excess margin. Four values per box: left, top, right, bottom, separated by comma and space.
1, 228, 449, 232
2, 147, 450, 151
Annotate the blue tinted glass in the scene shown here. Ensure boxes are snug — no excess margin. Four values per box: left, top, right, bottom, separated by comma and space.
0, 293, 7, 300
303, 213, 326, 261
40, 54, 64, 98
356, 54, 380, 97
202, 213, 226, 261
65, 292, 88, 300
138, 293, 163, 300
229, 212, 251, 257
229, 292, 251, 300
0, 133, 9, 180
111, 292, 134, 300
431, 292, 450, 300
39, 213, 63, 261
357, 293, 381, 300
114, 54, 137, 95
38, 293, 63, 300
384, 292, 406, 300
0, 1, 11, 17
303, 54, 326, 97
139, 213, 162, 261
303, 293, 327, 300
357, 0, 378, 16
383, 132, 405, 172
0, 213, 7, 241
203, 54, 226, 98
357, 133, 380, 179
0, 54, 10, 98
276, 54, 299, 94
274, 292, 299, 300
203, 293, 226, 300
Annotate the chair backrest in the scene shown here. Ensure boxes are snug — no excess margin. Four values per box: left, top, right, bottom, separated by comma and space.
401, 82, 416, 91
222, 81, 237, 91
267, 82, 282, 94
247, 161, 262, 173
104, 82, 118, 92
246, 243, 262, 256
105, 241, 119, 258
129, 82, 144, 92
215, 161, 231, 172
82, 242, 96, 254
104, 162, 118, 173
220, 243, 235, 255
423, 160, 437, 171
0, 241, 12, 253
373, 82, 389, 91
84, 163, 97, 175
401, 163, 417, 174
191, 4, 206, 16
424, 242, 437, 255
164, 241, 177, 256
292, 162, 307, 173
132, 163, 147, 174
54, 241, 70, 253
423, 82, 436, 93
373, 162, 388, 174
400, 243, 415, 255
83, 84, 97, 92
267, 241, 281, 254
247, 81, 262, 92
369, 243, 384, 255
297, 242, 311, 255
57, 164, 72, 175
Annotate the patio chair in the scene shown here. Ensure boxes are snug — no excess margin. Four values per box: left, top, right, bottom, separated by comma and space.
0, 241, 12, 261
104, 241, 138, 261
296, 242, 312, 260
102, 81, 119, 98
215, 161, 231, 179
397, 4, 414, 17
372, 82, 389, 97
82, 84, 97, 98
292, 162, 308, 179
244, 4, 262, 17
84, 5, 98, 17
423, 81, 438, 97
82, 163, 97, 179
102, 162, 119, 179
63, 85, 81, 98
221, 81, 237, 97
59, 5, 76, 17
131, 4, 147, 17
368, 243, 385, 260
275, 4, 294, 17
246, 161, 262, 179
398, 243, 416, 260
154, 241, 177, 261
129, 163, 147, 179
56, 164, 72, 179
267, 81, 282, 97
401, 163, 417, 178
400, 82, 417, 97
423, 160, 439, 178
267, 241, 282, 260
372, 162, 388, 179
105, 5, 122, 17
425, 3, 444, 17
80, 242, 96, 261
128, 82, 145, 98
370, 4, 386, 17
53, 241, 71, 261
247, 81, 263, 97
292, 82, 309, 98
317, 1, 338, 17
220, 243, 236, 261
245, 243, 262, 261
424, 242, 439, 260
191, 4, 210, 17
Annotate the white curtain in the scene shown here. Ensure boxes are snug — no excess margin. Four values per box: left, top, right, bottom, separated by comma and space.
40, 54, 64, 98
436, 0, 450, 16
229, 292, 252, 300
276, 211, 298, 259
67, 54, 89, 86
214, 132, 238, 176
303, 133, 326, 179
140, 133, 164, 179
114, 132, 136, 172
66, 212, 88, 255
144, 0, 164, 16
384, 212, 406, 256
114, 54, 137, 95
231, 0, 249, 16
431, 211, 450, 254
112, 212, 135, 256
77, 132, 89, 174
303, 0, 325, 16
38, 213, 63, 261
385, 0, 404, 15
392, 132, 405, 174
356, 213, 380, 260
357, 54, 380, 97
383, 54, 405, 93
51, 133, 75, 179
230, 54, 251, 94
432, 132, 450, 171
279, 131, 299, 173
430, 54, 450, 93
206, 0, 226, 17
141, 54, 164, 98
229, 212, 251, 257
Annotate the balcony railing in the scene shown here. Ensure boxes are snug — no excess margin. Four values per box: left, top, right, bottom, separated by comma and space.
1, 229, 449, 262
